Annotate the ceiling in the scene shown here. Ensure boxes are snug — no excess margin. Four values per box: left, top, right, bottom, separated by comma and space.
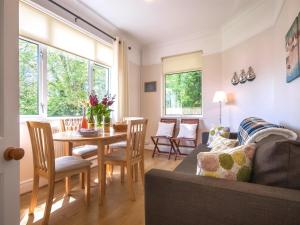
72, 0, 263, 46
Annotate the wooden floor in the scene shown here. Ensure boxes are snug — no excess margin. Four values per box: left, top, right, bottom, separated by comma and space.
20, 150, 181, 225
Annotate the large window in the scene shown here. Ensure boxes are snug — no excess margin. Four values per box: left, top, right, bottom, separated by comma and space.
165, 71, 202, 115
47, 47, 89, 117
19, 38, 111, 117
19, 39, 39, 115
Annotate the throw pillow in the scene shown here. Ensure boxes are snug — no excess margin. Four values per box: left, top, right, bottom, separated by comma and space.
156, 122, 175, 137
196, 144, 257, 182
177, 123, 198, 139
207, 126, 230, 146
209, 136, 238, 151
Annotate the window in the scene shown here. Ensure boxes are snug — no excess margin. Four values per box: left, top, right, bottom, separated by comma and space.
93, 64, 109, 98
47, 47, 89, 117
19, 38, 111, 117
165, 71, 202, 115
19, 39, 39, 115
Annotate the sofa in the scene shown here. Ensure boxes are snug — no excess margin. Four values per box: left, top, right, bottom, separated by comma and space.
145, 132, 300, 225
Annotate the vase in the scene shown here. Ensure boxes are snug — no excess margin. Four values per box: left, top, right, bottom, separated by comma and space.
104, 116, 111, 132
96, 114, 103, 128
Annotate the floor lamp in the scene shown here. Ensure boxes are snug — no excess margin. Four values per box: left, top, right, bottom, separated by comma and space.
213, 91, 227, 125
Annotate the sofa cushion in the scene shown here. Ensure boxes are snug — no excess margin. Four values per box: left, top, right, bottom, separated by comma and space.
196, 144, 256, 182
207, 126, 230, 145
209, 136, 238, 151
251, 134, 300, 190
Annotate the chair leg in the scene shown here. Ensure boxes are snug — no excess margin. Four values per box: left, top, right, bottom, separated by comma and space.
139, 160, 145, 185
65, 176, 71, 195
134, 164, 138, 182
84, 169, 90, 205
80, 173, 85, 189
42, 180, 55, 225
127, 165, 135, 201
120, 165, 125, 184
29, 173, 39, 215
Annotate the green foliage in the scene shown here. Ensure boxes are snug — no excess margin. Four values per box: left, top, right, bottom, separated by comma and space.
165, 71, 202, 114
47, 47, 88, 117
93, 64, 109, 98
19, 39, 39, 115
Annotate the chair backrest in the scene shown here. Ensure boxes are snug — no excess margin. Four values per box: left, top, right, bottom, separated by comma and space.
27, 121, 55, 175
126, 119, 148, 162
60, 118, 82, 132
180, 118, 200, 143
160, 118, 177, 137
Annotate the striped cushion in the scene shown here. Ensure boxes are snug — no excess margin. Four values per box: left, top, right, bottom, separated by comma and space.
238, 117, 281, 145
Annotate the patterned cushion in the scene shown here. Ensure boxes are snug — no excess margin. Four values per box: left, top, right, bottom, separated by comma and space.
209, 136, 238, 151
207, 126, 230, 146
196, 144, 257, 182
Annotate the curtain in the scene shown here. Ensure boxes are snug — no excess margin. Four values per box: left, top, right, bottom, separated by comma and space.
112, 37, 129, 122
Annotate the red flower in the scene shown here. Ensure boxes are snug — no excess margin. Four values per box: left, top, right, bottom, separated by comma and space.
89, 92, 98, 106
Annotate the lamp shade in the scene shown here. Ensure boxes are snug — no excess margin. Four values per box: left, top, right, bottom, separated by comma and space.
213, 91, 227, 103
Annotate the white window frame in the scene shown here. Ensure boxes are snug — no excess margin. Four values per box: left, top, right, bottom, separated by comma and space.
162, 70, 203, 118
19, 37, 112, 120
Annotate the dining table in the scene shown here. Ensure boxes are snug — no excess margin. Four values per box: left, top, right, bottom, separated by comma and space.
53, 128, 127, 205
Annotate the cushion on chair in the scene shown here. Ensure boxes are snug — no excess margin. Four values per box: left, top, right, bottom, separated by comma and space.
177, 123, 198, 139
72, 145, 98, 156
156, 122, 175, 137
104, 150, 126, 162
55, 156, 91, 173
109, 141, 127, 149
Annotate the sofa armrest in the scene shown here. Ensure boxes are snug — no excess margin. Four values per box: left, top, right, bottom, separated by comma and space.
145, 169, 300, 225
202, 132, 238, 145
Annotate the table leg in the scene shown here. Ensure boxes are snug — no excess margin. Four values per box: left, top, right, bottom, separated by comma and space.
64, 141, 73, 195
97, 142, 105, 205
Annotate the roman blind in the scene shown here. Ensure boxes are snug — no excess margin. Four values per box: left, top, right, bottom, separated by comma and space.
162, 51, 202, 74
19, 2, 113, 66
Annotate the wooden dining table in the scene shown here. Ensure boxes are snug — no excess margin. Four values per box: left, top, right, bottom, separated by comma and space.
53, 128, 127, 205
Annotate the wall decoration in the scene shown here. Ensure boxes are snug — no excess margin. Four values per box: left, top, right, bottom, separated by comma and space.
239, 69, 247, 84
231, 67, 256, 85
231, 72, 239, 85
144, 81, 157, 92
246, 66, 256, 81
286, 16, 300, 83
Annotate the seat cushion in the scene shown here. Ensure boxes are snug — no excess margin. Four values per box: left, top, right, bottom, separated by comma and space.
55, 156, 91, 173
72, 145, 97, 156
104, 150, 126, 161
109, 141, 127, 149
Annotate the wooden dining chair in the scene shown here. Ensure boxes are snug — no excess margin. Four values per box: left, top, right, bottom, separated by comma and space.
60, 118, 98, 159
103, 119, 148, 201
151, 118, 177, 159
27, 121, 91, 225
172, 118, 200, 160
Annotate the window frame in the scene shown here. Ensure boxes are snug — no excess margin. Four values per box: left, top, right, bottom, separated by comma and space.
19, 37, 112, 119
163, 70, 203, 117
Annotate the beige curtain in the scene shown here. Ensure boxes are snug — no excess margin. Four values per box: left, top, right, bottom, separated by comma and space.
113, 37, 129, 122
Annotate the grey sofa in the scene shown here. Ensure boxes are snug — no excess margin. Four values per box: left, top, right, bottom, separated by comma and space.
145, 132, 300, 225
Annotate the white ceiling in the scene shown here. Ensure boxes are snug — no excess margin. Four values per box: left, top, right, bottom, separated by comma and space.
73, 0, 263, 46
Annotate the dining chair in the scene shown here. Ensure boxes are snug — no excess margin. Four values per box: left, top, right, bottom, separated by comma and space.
60, 118, 98, 159
151, 118, 177, 159
172, 118, 200, 160
27, 121, 91, 225
103, 119, 148, 201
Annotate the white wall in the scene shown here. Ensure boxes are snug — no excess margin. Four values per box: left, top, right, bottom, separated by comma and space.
222, 0, 300, 133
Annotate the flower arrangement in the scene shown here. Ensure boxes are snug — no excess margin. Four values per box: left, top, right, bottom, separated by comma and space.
87, 91, 115, 127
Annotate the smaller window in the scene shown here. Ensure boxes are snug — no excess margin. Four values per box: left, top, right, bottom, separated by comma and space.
93, 64, 110, 98
165, 71, 202, 115
19, 39, 39, 115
